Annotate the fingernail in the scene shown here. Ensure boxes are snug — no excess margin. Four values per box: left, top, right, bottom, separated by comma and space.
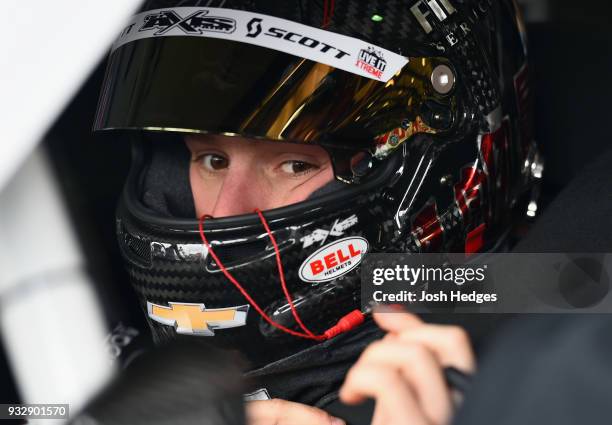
331, 417, 346, 425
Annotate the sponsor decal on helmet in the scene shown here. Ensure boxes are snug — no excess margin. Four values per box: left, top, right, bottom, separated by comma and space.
147, 301, 249, 336
410, 0, 457, 34
245, 17, 263, 38
356, 46, 387, 79
113, 7, 408, 82
299, 237, 369, 283
139, 9, 236, 35
300, 214, 358, 248
410, 0, 493, 49
373, 116, 436, 159
244, 16, 349, 59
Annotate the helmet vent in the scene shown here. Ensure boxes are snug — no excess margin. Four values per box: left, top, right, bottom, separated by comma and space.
207, 240, 269, 270
123, 231, 153, 268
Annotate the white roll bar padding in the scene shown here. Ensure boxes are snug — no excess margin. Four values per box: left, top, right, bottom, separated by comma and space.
0, 147, 116, 424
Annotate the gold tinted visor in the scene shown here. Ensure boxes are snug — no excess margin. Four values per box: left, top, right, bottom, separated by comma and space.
95, 36, 459, 159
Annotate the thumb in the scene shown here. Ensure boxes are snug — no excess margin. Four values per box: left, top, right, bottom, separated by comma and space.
247, 399, 345, 425
373, 307, 423, 334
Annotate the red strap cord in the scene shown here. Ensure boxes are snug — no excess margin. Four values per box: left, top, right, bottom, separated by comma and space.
322, 0, 328, 27
254, 209, 318, 339
198, 210, 364, 341
322, 0, 335, 28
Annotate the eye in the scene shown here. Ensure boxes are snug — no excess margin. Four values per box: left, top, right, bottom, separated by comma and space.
280, 160, 317, 176
200, 153, 229, 171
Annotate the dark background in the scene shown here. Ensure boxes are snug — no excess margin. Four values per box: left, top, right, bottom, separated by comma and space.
1, 0, 611, 406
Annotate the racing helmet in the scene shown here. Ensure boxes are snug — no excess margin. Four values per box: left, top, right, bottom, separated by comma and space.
94, 0, 541, 367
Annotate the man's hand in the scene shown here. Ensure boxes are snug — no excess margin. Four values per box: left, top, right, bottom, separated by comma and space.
339, 309, 475, 425
247, 399, 346, 425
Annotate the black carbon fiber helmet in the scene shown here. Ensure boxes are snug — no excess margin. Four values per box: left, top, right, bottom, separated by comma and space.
94, 0, 541, 367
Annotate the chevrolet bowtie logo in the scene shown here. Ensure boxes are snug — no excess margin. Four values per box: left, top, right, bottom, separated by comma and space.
147, 302, 249, 336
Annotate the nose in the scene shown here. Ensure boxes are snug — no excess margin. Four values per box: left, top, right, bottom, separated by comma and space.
211, 168, 267, 217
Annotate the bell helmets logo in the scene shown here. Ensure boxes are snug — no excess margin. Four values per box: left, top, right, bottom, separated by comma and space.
147, 301, 248, 336
299, 237, 369, 283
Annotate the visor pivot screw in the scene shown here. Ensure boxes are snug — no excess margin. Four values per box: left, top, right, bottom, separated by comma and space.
431, 65, 455, 95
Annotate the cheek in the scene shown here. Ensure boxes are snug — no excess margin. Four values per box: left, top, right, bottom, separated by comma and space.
190, 163, 221, 218
281, 167, 335, 205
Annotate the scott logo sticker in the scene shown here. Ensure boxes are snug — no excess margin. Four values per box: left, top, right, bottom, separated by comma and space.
244, 17, 350, 59
299, 237, 369, 283
245, 17, 263, 38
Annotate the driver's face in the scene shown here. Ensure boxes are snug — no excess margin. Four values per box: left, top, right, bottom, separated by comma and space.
185, 134, 334, 218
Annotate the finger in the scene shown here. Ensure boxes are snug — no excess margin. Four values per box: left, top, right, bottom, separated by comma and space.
372, 309, 423, 334
352, 340, 453, 425
340, 364, 430, 425
395, 325, 475, 372
376, 314, 475, 373
340, 360, 411, 405
371, 405, 390, 425
246, 399, 345, 425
